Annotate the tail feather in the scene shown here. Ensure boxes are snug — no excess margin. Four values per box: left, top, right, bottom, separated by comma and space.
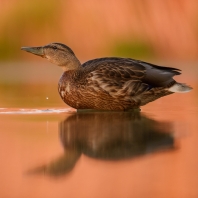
168, 83, 192, 93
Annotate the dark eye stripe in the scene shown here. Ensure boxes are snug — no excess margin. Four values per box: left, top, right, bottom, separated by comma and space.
53, 43, 75, 55
47, 44, 75, 55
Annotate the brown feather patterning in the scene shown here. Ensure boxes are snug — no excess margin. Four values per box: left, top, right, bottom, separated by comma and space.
21, 43, 191, 110
58, 57, 180, 110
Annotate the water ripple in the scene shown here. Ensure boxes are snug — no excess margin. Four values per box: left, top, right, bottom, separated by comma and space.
0, 108, 75, 114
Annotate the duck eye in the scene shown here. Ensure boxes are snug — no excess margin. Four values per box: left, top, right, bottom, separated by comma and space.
53, 46, 57, 50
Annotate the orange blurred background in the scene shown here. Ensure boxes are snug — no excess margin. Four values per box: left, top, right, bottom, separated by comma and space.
0, 0, 198, 61
0, 0, 197, 108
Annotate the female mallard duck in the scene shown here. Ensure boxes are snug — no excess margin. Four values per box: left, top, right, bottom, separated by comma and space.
21, 43, 192, 110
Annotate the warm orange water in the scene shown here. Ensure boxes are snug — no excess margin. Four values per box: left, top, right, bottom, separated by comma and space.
0, 63, 197, 198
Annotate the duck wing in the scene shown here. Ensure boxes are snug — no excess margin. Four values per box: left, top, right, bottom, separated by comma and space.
82, 58, 180, 97
137, 60, 181, 86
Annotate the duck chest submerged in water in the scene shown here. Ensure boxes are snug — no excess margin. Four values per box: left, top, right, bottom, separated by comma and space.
58, 70, 85, 109
58, 70, 136, 110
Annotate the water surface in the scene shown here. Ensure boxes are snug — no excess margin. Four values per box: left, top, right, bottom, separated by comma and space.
0, 63, 197, 198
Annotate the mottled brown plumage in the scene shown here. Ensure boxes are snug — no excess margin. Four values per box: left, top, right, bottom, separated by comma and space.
21, 43, 192, 110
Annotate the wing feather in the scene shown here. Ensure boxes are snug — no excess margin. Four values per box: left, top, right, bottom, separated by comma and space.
81, 57, 179, 98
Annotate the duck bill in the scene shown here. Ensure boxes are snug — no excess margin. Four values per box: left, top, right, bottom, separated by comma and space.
21, 46, 45, 57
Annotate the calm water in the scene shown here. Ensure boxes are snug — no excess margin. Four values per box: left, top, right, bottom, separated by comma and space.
0, 62, 198, 198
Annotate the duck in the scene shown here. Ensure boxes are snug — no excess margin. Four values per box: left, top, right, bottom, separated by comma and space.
21, 43, 192, 110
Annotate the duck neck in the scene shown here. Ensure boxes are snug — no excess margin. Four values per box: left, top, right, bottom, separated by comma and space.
60, 56, 81, 72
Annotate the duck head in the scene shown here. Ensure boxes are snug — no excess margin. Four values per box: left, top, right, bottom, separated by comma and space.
21, 43, 81, 71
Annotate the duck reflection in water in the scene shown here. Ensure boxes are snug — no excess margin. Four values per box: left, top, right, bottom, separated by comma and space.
28, 111, 175, 176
